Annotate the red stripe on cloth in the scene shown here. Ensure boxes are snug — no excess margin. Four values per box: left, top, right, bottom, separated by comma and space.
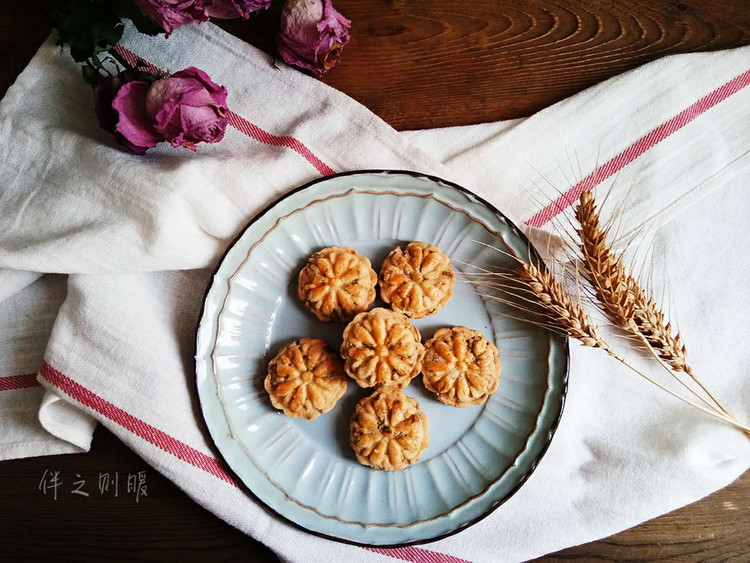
367, 546, 471, 563
525, 68, 750, 228
37, 362, 465, 560
112, 46, 336, 176
0, 373, 40, 391
226, 112, 336, 175
112, 45, 166, 76
39, 362, 237, 486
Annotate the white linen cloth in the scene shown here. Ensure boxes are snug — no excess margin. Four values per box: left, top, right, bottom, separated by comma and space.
1, 21, 749, 562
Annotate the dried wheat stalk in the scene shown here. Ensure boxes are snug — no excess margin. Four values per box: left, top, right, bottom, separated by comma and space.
575, 189, 735, 420
492, 253, 750, 434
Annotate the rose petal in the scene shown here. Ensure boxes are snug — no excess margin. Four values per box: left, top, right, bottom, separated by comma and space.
172, 67, 228, 105
132, 0, 210, 34
205, 0, 271, 19
112, 81, 162, 154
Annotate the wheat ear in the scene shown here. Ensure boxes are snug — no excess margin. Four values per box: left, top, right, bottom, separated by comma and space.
575, 189, 735, 419
627, 282, 730, 416
518, 262, 613, 353
514, 260, 750, 434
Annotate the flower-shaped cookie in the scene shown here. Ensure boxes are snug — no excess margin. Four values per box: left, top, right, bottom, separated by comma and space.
265, 338, 347, 420
298, 247, 377, 322
340, 308, 424, 388
422, 327, 501, 407
350, 385, 429, 471
379, 241, 455, 318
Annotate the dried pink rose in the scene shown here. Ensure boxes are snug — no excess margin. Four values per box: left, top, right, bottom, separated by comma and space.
145, 67, 229, 150
277, 0, 351, 77
132, 0, 210, 34
96, 67, 228, 154
205, 0, 271, 19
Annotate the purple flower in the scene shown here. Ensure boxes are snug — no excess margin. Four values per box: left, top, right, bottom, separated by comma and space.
145, 67, 229, 150
277, 0, 351, 77
94, 67, 228, 154
131, 0, 210, 34
95, 71, 161, 155
205, 0, 270, 19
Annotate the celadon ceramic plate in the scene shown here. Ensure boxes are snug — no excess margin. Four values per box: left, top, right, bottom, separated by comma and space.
195, 170, 568, 546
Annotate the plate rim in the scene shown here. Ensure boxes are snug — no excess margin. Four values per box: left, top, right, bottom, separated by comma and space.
194, 169, 570, 548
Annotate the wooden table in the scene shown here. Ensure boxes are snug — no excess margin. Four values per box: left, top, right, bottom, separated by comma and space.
2, 1, 749, 560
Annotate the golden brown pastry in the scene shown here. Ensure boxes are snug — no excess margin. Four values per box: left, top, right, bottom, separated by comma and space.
265, 338, 347, 420
349, 385, 429, 471
422, 327, 501, 407
340, 308, 424, 389
298, 247, 377, 322
379, 241, 455, 318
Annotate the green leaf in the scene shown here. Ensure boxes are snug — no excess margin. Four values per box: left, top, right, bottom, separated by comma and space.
52, 0, 125, 63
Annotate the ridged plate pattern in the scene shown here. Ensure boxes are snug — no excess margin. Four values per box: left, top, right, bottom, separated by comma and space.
196, 171, 568, 545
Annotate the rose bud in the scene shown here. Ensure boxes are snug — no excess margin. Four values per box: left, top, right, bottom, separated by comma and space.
205, 0, 271, 19
277, 0, 351, 77
131, 0, 210, 35
145, 67, 229, 150
95, 71, 162, 155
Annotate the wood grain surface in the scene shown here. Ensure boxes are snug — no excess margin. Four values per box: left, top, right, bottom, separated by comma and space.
0, 428, 279, 562
1, 0, 749, 560
323, 0, 750, 128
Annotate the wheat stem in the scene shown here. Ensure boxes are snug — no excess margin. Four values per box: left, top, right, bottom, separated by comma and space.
638, 334, 735, 418
614, 355, 750, 436
614, 354, 750, 434
631, 333, 718, 412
